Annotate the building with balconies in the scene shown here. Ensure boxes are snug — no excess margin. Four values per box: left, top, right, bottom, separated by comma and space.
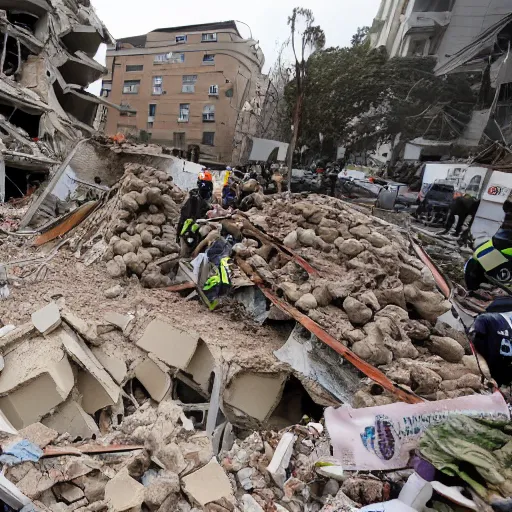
102, 21, 266, 166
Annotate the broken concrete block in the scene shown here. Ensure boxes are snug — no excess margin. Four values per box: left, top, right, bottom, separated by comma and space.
185, 341, 215, 393
91, 348, 127, 385
31, 302, 61, 335
266, 432, 296, 488
53, 482, 85, 504
61, 309, 98, 345
105, 469, 145, 512
19, 422, 58, 448
59, 328, 120, 414
181, 459, 233, 507
0, 334, 74, 429
42, 399, 99, 439
134, 358, 171, 402
224, 372, 287, 422
104, 312, 134, 333
136, 319, 200, 369
242, 494, 265, 512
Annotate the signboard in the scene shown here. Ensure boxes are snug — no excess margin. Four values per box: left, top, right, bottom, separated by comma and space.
325, 392, 509, 471
482, 171, 512, 203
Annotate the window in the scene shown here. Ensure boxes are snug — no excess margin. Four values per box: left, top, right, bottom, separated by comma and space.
203, 54, 215, 64
176, 35, 187, 43
182, 75, 197, 93
202, 132, 215, 145
154, 54, 168, 64
148, 104, 156, 117
173, 132, 186, 148
101, 80, 112, 98
152, 76, 163, 95
466, 175, 482, 194
123, 80, 140, 94
179, 103, 190, 122
168, 53, 185, 64
409, 39, 427, 57
202, 33, 217, 42
126, 64, 143, 72
202, 104, 215, 122
209, 85, 219, 96
147, 122, 154, 129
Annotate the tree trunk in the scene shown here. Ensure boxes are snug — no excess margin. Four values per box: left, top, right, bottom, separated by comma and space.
287, 92, 303, 193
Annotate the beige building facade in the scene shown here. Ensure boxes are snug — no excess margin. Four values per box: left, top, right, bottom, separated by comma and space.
102, 21, 266, 166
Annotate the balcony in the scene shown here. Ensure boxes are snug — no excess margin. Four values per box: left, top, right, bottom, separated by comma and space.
405, 11, 451, 35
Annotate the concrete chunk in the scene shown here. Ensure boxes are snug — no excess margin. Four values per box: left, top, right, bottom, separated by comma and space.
42, 399, 99, 439
19, 422, 58, 448
61, 309, 98, 345
224, 372, 287, 422
53, 482, 85, 504
134, 358, 171, 402
0, 335, 74, 429
104, 312, 134, 333
31, 302, 61, 335
266, 432, 297, 488
105, 469, 144, 512
59, 328, 120, 414
136, 319, 199, 369
91, 348, 127, 385
186, 340, 215, 393
181, 459, 233, 507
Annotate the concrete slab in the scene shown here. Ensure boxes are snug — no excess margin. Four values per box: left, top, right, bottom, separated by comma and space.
104, 312, 133, 333
223, 372, 287, 422
53, 482, 85, 504
0, 355, 74, 429
136, 319, 199, 369
105, 469, 144, 512
59, 328, 119, 412
91, 348, 127, 385
77, 371, 117, 415
42, 399, 99, 439
134, 358, 171, 402
31, 302, 61, 335
186, 340, 214, 393
61, 309, 98, 345
19, 422, 58, 448
181, 459, 233, 507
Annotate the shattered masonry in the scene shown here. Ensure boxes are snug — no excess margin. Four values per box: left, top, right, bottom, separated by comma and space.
0, 0, 117, 203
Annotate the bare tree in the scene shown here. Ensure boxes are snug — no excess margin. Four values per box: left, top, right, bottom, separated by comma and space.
286, 8, 325, 191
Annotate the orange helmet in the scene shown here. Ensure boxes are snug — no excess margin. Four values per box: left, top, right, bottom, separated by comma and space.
198, 170, 213, 182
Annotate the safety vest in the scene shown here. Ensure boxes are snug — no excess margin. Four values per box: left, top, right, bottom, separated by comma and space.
473, 240, 511, 272
203, 257, 232, 292
180, 218, 200, 237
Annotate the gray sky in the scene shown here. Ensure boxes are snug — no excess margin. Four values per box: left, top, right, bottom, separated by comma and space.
88, 0, 380, 94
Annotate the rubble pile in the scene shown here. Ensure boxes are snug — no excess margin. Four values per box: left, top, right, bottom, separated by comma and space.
238, 194, 482, 402
103, 164, 186, 288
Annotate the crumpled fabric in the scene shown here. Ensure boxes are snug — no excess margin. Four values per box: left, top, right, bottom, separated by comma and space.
0, 439, 43, 466
419, 415, 512, 500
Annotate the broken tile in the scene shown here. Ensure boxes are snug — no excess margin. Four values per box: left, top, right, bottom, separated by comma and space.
181, 459, 233, 507
104, 312, 134, 333
53, 482, 85, 504
19, 422, 58, 448
42, 399, 99, 440
105, 469, 145, 511
134, 358, 171, 402
31, 302, 61, 335
224, 372, 287, 422
91, 348, 127, 385
266, 432, 297, 488
136, 319, 199, 369
77, 371, 117, 415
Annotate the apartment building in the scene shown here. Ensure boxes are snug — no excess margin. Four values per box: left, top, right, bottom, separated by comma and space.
102, 21, 266, 166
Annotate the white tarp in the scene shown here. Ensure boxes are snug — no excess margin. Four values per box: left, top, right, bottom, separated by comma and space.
325, 392, 510, 471
249, 138, 289, 162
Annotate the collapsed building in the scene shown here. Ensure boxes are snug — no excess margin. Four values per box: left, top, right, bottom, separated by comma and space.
0, 0, 134, 204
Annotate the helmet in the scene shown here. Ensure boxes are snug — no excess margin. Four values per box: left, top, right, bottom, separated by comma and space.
198, 170, 213, 182
226, 166, 232, 171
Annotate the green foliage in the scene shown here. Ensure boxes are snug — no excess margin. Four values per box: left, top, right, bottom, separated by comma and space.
351, 26, 370, 47
281, 37, 477, 156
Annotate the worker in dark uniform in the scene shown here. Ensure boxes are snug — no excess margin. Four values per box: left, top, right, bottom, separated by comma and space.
176, 171, 213, 256
470, 296, 512, 387
440, 194, 480, 237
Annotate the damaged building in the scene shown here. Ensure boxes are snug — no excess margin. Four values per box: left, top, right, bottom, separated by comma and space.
0, 0, 132, 203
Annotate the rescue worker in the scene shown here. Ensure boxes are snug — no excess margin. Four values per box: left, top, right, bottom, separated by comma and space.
439, 194, 480, 237
202, 236, 234, 306
176, 171, 213, 256
464, 193, 512, 292
222, 168, 239, 208
469, 295, 512, 387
